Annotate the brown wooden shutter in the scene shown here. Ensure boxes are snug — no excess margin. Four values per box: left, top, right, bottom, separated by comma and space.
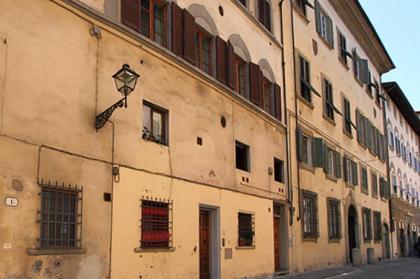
274, 83, 282, 121
171, 2, 183, 56
249, 62, 262, 107
121, 0, 140, 31
216, 36, 227, 85
227, 41, 235, 89
182, 9, 196, 64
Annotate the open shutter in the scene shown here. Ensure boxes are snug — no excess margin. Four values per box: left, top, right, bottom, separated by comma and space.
315, 0, 321, 34
171, 2, 183, 56
343, 156, 348, 182
227, 41, 235, 89
121, 0, 140, 31
356, 110, 363, 144
274, 84, 282, 121
326, 16, 334, 48
216, 37, 227, 85
312, 138, 324, 168
334, 151, 341, 178
359, 59, 369, 84
352, 161, 358, 186
297, 128, 303, 162
249, 62, 262, 106
182, 9, 195, 64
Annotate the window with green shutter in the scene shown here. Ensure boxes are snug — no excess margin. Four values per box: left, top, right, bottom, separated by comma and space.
373, 211, 382, 241
315, 0, 334, 48
361, 166, 368, 193
323, 79, 334, 121
362, 207, 372, 241
343, 98, 352, 135
327, 198, 341, 240
312, 138, 324, 168
371, 172, 378, 197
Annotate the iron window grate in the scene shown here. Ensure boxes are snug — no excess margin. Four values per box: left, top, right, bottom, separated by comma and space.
38, 180, 83, 250
140, 197, 173, 249
238, 212, 255, 247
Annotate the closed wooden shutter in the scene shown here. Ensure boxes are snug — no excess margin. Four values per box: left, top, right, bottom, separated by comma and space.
312, 138, 324, 168
326, 16, 334, 48
274, 83, 282, 121
315, 0, 321, 34
227, 41, 235, 89
334, 151, 341, 178
359, 59, 369, 84
297, 128, 303, 162
249, 62, 262, 106
182, 9, 195, 64
121, 0, 140, 31
343, 156, 348, 182
171, 2, 183, 56
352, 161, 358, 186
216, 37, 227, 85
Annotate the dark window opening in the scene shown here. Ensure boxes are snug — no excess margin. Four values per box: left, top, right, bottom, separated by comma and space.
238, 0, 247, 7
343, 98, 352, 135
263, 77, 275, 116
362, 207, 372, 241
373, 211, 382, 241
258, 0, 271, 31
299, 55, 311, 102
323, 79, 334, 121
274, 158, 284, 183
236, 141, 250, 172
234, 54, 248, 98
141, 199, 172, 248
238, 212, 254, 247
143, 101, 168, 145
338, 32, 348, 65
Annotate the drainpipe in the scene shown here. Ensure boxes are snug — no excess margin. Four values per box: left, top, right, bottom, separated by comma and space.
381, 75, 394, 259
289, 0, 301, 221
279, 0, 293, 225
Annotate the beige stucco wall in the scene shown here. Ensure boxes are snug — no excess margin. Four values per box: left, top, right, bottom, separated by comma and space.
285, 0, 391, 272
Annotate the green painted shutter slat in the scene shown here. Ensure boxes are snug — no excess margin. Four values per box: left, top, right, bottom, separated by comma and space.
315, 0, 321, 34
312, 138, 324, 168
343, 156, 348, 182
297, 128, 303, 162
323, 143, 328, 173
335, 151, 341, 178
352, 161, 358, 186
326, 16, 334, 48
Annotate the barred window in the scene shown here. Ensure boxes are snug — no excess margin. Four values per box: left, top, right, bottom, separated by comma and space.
39, 182, 82, 250
140, 199, 172, 249
238, 212, 255, 247
362, 207, 372, 241
302, 191, 318, 238
373, 211, 382, 241
327, 199, 341, 240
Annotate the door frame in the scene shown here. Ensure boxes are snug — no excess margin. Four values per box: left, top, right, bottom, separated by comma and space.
346, 204, 359, 263
199, 204, 220, 279
273, 202, 289, 272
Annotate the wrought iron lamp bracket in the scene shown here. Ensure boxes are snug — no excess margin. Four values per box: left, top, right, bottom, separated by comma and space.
95, 97, 127, 130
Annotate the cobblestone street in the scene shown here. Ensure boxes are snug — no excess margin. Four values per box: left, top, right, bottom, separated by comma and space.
280, 258, 420, 279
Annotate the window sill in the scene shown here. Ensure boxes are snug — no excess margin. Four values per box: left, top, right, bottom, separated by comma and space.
141, 138, 168, 147
27, 248, 86, 255
353, 75, 364, 88
343, 130, 353, 139
235, 246, 255, 250
299, 162, 315, 173
363, 239, 372, 243
293, 7, 310, 24
134, 247, 176, 253
297, 95, 314, 109
365, 88, 373, 99
323, 114, 336, 126
361, 189, 369, 195
372, 194, 379, 199
338, 58, 349, 71
317, 33, 334, 50
328, 238, 341, 243
325, 174, 337, 182
345, 182, 356, 189
302, 236, 318, 242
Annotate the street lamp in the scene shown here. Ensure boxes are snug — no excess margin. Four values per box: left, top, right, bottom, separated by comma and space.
95, 64, 140, 130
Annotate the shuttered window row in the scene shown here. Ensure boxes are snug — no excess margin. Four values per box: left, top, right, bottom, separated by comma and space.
355, 109, 386, 161
121, 1, 282, 121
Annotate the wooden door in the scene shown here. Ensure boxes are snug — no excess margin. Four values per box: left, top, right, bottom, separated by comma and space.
199, 209, 210, 279
273, 217, 280, 272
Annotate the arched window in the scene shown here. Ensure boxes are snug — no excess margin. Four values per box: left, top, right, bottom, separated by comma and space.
228, 34, 251, 99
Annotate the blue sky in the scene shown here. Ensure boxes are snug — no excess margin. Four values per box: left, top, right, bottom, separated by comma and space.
360, 0, 419, 111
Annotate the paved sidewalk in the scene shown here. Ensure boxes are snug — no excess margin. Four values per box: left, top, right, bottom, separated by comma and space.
276, 257, 420, 279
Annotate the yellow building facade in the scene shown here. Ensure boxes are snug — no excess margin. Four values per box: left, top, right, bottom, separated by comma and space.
0, 0, 399, 278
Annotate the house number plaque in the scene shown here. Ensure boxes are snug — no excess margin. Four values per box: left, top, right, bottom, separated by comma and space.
5, 197, 18, 207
